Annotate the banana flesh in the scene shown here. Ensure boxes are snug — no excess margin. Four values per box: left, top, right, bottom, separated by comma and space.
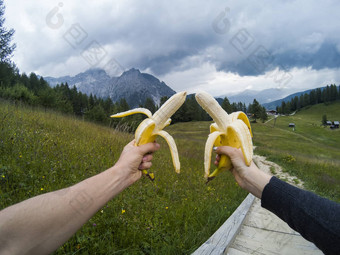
111, 92, 187, 178
195, 91, 253, 182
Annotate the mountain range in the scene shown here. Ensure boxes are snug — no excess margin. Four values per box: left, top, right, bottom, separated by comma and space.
44, 68, 326, 110
44, 68, 175, 108
261, 88, 317, 110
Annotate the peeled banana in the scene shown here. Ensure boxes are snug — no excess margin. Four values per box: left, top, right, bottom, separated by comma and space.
111, 92, 187, 179
195, 91, 253, 182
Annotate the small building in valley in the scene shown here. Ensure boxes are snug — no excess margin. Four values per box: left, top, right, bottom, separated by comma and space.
326, 121, 332, 126
289, 123, 295, 127
266, 110, 277, 115
333, 121, 339, 128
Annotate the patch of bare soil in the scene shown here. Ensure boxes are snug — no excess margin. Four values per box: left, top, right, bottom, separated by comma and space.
253, 155, 305, 188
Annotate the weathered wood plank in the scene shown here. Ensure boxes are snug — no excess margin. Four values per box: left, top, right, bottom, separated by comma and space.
225, 198, 322, 255
225, 247, 249, 255
229, 225, 322, 255
244, 209, 297, 234
192, 194, 255, 255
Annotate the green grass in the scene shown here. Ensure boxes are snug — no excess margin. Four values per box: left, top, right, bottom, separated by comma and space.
2, 99, 339, 253
253, 101, 340, 202
0, 100, 247, 254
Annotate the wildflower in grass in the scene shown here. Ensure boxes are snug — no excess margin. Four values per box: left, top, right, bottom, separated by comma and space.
149, 173, 155, 180
101, 210, 104, 213
93, 223, 96, 226
165, 207, 169, 210
19, 155, 22, 158
76, 244, 81, 249
122, 209, 126, 214
40, 188, 44, 191
2, 175, 4, 178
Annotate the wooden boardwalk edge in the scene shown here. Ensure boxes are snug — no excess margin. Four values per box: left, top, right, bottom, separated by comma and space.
192, 193, 255, 255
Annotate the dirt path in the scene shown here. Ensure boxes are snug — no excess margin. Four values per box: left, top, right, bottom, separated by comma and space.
253, 155, 304, 188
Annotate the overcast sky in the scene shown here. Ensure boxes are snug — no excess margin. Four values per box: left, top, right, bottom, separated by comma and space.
4, 0, 340, 96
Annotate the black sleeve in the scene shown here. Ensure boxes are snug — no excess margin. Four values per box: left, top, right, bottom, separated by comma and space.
261, 176, 340, 255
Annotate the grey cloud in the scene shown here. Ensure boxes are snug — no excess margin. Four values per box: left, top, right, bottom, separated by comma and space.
5, 0, 340, 78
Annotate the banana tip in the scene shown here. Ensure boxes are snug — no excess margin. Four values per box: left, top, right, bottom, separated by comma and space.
205, 176, 215, 184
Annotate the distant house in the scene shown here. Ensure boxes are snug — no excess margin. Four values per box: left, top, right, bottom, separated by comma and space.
326, 121, 332, 126
289, 123, 295, 127
334, 121, 339, 128
266, 110, 277, 115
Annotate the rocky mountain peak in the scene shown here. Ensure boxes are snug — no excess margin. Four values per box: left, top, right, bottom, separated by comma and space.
44, 68, 176, 108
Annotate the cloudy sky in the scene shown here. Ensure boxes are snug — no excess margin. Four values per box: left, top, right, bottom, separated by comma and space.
4, 0, 340, 97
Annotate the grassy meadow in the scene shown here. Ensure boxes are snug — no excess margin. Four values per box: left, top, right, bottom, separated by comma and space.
1, 99, 339, 254
252, 102, 340, 202
0, 100, 247, 254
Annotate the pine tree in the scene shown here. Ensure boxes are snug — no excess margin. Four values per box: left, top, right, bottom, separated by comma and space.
88, 94, 95, 109
221, 97, 232, 113
159, 96, 169, 107
251, 99, 262, 122
316, 88, 322, 103
0, 0, 16, 63
143, 97, 156, 113
330, 84, 337, 101
309, 90, 316, 105
259, 106, 268, 123
303, 93, 310, 106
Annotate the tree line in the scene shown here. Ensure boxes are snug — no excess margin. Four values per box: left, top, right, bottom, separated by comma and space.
0, 61, 268, 129
276, 84, 340, 114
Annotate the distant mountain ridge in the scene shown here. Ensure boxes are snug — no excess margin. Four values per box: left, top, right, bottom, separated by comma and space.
218, 88, 291, 106
262, 88, 324, 110
44, 68, 176, 108
218, 87, 333, 110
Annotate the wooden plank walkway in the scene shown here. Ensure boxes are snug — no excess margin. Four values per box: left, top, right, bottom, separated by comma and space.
192, 194, 255, 255
193, 156, 323, 255
225, 197, 322, 255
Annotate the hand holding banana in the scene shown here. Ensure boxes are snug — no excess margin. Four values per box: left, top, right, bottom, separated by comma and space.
111, 91, 187, 180
195, 91, 253, 182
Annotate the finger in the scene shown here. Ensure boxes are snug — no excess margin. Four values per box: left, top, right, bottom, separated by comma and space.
216, 146, 242, 159
142, 154, 153, 162
138, 161, 152, 170
138, 142, 160, 155
214, 154, 220, 165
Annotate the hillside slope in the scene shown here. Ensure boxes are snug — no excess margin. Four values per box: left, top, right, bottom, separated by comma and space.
253, 101, 340, 201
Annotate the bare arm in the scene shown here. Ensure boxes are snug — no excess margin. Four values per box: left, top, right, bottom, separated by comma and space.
0, 141, 160, 255
214, 146, 271, 198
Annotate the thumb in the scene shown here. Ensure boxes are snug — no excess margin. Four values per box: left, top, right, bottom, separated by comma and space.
138, 142, 160, 155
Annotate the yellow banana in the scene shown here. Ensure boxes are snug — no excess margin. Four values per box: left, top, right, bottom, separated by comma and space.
111, 92, 187, 179
195, 91, 253, 182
